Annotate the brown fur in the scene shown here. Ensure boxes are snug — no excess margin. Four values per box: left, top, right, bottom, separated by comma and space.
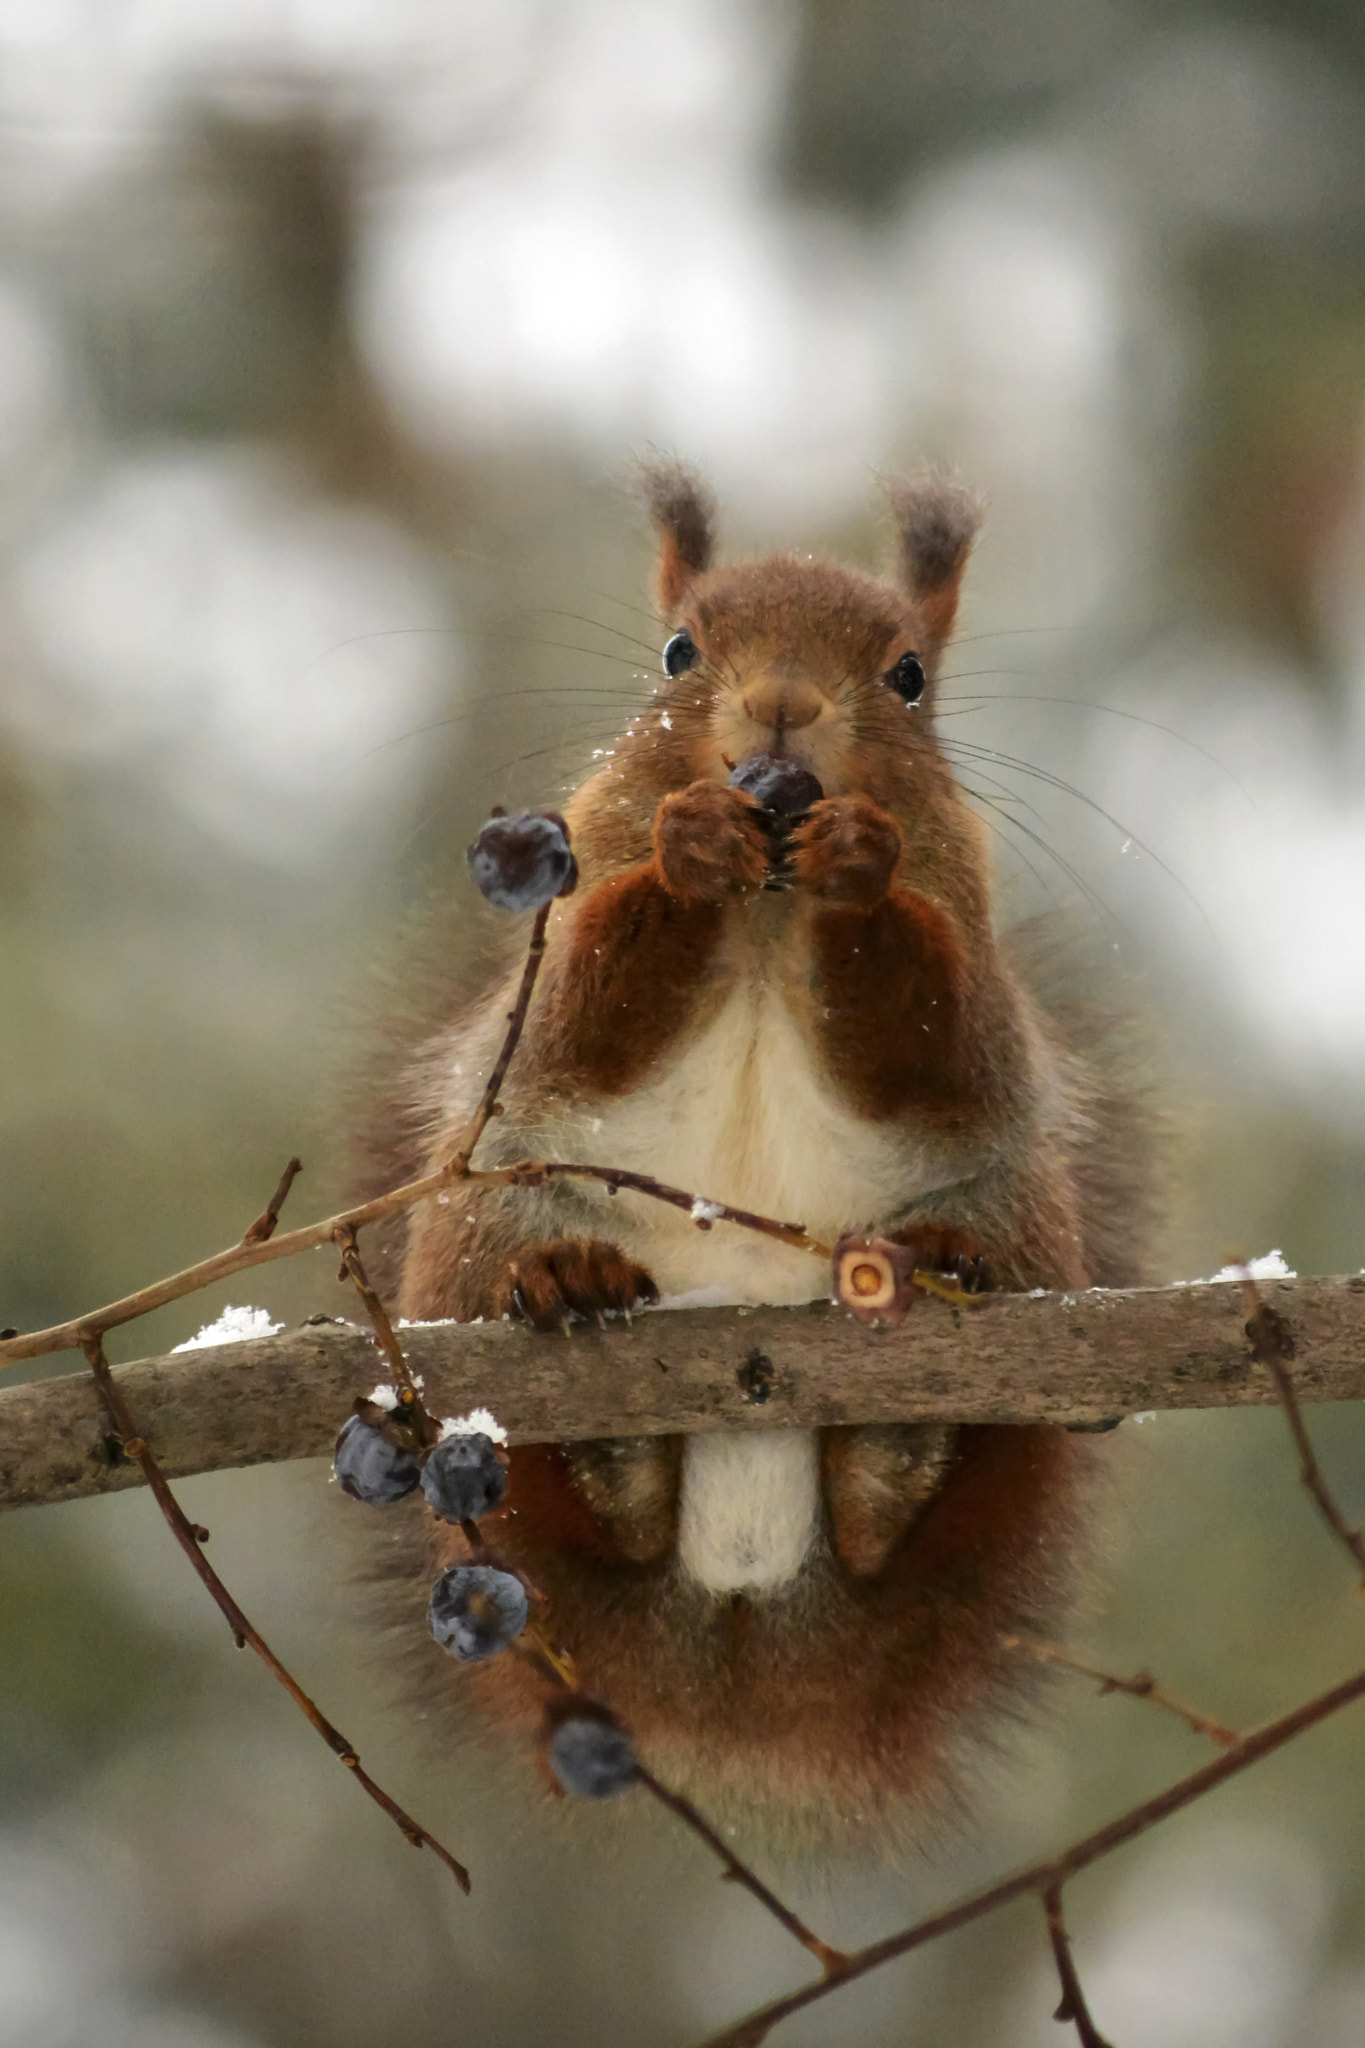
383, 1422, 1090, 1851
366, 460, 1160, 1848
886, 472, 985, 657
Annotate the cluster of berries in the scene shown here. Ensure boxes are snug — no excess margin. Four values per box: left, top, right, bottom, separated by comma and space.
334, 1398, 638, 1799
333, 805, 637, 1801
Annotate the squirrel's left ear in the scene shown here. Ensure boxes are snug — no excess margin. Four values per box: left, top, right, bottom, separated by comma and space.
635, 456, 716, 617
885, 475, 983, 660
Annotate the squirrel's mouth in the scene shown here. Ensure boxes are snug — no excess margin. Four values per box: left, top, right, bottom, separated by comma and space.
711, 694, 843, 791
726, 749, 825, 820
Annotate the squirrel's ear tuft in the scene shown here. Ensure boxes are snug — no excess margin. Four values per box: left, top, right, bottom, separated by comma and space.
884, 474, 983, 658
634, 456, 716, 617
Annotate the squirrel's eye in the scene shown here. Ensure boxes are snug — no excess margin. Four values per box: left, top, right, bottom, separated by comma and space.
663, 630, 699, 678
886, 651, 927, 704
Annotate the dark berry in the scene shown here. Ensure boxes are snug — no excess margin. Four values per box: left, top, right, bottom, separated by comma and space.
333, 1413, 421, 1505
468, 810, 577, 913
421, 1432, 507, 1523
428, 1564, 528, 1661
728, 754, 824, 816
548, 1714, 639, 1798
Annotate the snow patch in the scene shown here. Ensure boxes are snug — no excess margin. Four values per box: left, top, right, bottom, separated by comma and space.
1178, 1250, 1297, 1285
439, 1407, 508, 1446
173, 1305, 282, 1350
655, 1283, 763, 1312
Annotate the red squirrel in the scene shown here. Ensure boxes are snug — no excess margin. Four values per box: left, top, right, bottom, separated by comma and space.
377, 462, 1158, 1846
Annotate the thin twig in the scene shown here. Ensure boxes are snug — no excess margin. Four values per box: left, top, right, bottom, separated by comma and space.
332, 1223, 421, 1405
1043, 1885, 1113, 2048
0, 903, 836, 1366
491, 1161, 985, 1298
242, 1157, 304, 1245
1, 1134, 996, 1367
494, 1527, 845, 1972
1241, 1275, 1365, 1588
449, 899, 553, 1170
635, 1766, 849, 1976
0, 1150, 833, 1369
694, 1657, 1365, 2046
1007, 1637, 1240, 1748
81, 1336, 471, 1893
0, 906, 555, 1368
496, 1159, 830, 1259
0, 1160, 465, 1366
332, 1223, 441, 1458
469, 1504, 844, 1974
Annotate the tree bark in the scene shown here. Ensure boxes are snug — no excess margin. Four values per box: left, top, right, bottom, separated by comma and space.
4, 1274, 1365, 1514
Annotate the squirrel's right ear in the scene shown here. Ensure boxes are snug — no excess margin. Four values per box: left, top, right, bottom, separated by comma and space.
635, 457, 716, 618
884, 475, 983, 660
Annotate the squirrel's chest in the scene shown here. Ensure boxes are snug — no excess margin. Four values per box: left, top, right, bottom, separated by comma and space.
566, 975, 945, 1304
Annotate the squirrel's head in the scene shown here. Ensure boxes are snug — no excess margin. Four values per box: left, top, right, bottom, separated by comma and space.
628, 459, 982, 810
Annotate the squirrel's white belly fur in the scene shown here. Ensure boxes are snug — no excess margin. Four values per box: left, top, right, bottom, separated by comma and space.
528, 976, 968, 1597
559, 977, 955, 1300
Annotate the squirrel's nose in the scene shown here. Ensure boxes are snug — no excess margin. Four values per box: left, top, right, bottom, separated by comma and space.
741, 676, 824, 731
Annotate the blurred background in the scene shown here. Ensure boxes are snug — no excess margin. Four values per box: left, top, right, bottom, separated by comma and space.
2, 1, 1365, 2043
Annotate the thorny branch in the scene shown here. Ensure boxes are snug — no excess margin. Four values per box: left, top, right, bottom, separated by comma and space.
1242, 1272, 1365, 1589
333, 1222, 425, 1410
695, 1654, 1365, 2048
1005, 1637, 1240, 1749
81, 1334, 471, 1893
1043, 1885, 1114, 2048
498, 1159, 829, 1258
333, 1227, 404, 1384
635, 1767, 849, 1977
449, 898, 553, 1170
242, 1156, 303, 1245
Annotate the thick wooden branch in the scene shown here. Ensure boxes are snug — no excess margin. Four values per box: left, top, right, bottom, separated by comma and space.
4, 1274, 1364, 1515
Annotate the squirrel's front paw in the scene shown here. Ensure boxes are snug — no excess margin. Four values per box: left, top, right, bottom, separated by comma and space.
886, 1223, 991, 1294
654, 781, 771, 903
791, 796, 902, 908
496, 1238, 659, 1331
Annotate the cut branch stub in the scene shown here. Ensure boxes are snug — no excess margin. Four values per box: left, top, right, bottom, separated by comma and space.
833, 1235, 918, 1324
